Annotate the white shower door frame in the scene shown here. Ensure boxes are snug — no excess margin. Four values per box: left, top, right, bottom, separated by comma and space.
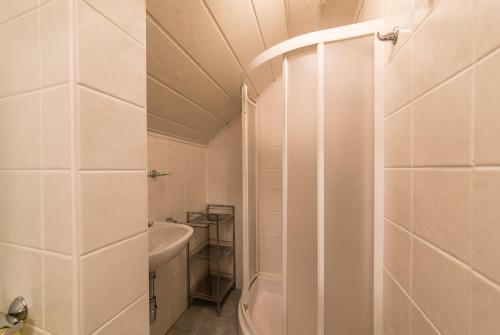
242, 19, 384, 335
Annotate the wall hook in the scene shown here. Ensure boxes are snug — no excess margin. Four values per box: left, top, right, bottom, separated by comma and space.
377, 26, 399, 45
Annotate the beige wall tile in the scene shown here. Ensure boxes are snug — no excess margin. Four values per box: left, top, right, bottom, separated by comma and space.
42, 85, 70, 168
0, 93, 41, 169
79, 172, 147, 254
84, 0, 145, 45
383, 0, 412, 61
0, 11, 39, 97
411, 304, 440, 335
147, 137, 168, 171
81, 234, 148, 335
476, 0, 500, 59
168, 142, 186, 171
78, 1, 146, 106
44, 172, 72, 254
93, 295, 149, 335
413, 70, 472, 166
258, 147, 282, 169
0, 172, 41, 248
0, 0, 37, 24
383, 320, 395, 335
472, 170, 500, 283
412, 238, 471, 335
0, 244, 42, 326
168, 171, 185, 197
413, 0, 438, 29
208, 170, 225, 189
475, 50, 500, 165
259, 189, 282, 212
185, 146, 206, 171
384, 220, 411, 292
259, 253, 282, 275
384, 107, 411, 167
185, 171, 206, 193
384, 42, 411, 115
259, 123, 283, 146
259, 211, 282, 234
40, 0, 70, 87
169, 195, 186, 219
413, 170, 471, 261
412, 0, 474, 97
259, 232, 282, 255
44, 255, 74, 334
383, 271, 410, 335
148, 175, 169, 200
258, 169, 282, 190
78, 88, 146, 169
471, 274, 500, 335
384, 169, 411, 229
148, 197, 169, 221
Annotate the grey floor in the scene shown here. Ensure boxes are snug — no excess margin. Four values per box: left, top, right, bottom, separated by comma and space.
166, 289, 241, 335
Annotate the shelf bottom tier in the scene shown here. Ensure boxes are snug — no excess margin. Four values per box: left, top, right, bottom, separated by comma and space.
190, 275, 235, 303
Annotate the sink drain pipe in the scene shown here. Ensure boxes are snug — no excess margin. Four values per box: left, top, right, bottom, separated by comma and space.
149, 271, 157, 324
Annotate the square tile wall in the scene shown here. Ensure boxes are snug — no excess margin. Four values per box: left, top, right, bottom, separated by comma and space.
376, 0, 500, 334
206, 117, 244, 288
0, 1, 148, 335
255, 77, 283, 278
147, 133, 208, 335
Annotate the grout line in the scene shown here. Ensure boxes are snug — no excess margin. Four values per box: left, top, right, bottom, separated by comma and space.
36, 2, 47, 328
70, 0, 82, 332
385, 217, 472, 270
0, 81, 69, 101
80, 0, 145, 47
0, 5, 39, 27
0, 241, 73, 259
80, 232, 147, 258
89, 292, 147, 335
77, 83, 145, 110
383, 268, 444, 335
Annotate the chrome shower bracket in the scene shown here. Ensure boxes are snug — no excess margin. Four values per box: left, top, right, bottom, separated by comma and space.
377, 26, 399, 45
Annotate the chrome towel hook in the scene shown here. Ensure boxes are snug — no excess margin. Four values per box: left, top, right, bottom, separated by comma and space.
377, 26, 399, 44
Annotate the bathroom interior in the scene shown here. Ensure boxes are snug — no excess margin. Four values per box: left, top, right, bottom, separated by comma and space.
1, 0, 500, 335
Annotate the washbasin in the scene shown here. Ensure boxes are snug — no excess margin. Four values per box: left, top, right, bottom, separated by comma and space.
148, 222, 193, 271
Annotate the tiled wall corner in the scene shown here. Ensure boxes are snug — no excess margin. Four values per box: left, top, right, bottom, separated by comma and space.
0, 1, 76, 334
382, 1, 500, 334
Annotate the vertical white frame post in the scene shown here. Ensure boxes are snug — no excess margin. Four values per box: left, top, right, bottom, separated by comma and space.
242, 83, 250, 308
282, 56, 289, 335
316, 42, 325, 335
372, 34, 385, 335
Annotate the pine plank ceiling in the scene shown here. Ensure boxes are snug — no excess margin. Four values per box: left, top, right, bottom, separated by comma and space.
146, 0, 361, 144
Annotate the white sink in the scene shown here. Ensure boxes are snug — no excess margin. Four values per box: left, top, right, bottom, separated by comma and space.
148, 222, 193, 272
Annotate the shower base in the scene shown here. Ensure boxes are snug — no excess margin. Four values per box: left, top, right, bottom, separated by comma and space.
238, 276, 282, 335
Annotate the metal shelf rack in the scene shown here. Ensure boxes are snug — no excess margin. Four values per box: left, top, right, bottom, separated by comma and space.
186, 204, 235, 315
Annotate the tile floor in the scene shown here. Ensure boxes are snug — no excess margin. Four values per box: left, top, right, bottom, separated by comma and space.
166, 289, 241, 335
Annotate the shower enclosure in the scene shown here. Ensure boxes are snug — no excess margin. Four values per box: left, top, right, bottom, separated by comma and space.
240, 20, 384, 335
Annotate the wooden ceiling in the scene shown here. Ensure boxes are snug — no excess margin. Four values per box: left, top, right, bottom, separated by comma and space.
146, 0, 362, 144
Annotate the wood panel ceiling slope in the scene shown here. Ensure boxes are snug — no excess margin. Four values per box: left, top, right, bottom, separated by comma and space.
146, 0, 361, 144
